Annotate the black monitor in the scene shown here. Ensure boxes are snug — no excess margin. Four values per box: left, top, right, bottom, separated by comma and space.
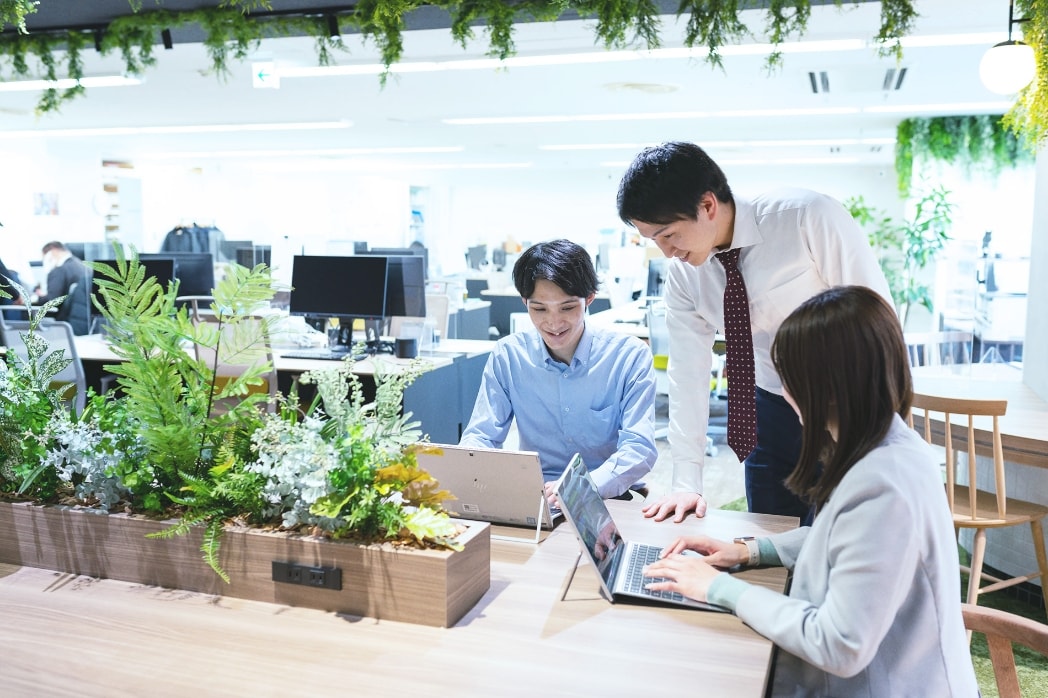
235, 245, 271, 268
289, 255, 388, 322
646, 258, 668, 298
466, 244, 487, 270
219, 239, 253, 263
383, 255, 426, 318
360, 245, 428, 281
140, 252, 216, 297
91, 257, 177, 313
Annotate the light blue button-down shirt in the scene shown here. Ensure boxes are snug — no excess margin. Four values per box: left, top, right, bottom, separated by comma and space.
459, 324, 657, 498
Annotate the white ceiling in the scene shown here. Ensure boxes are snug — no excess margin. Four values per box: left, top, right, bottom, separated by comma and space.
0, 0, 1019, 174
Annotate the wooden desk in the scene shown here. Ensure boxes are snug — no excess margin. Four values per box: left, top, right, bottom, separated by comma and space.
911, 363, 1048, 469
0, 502, 795, 696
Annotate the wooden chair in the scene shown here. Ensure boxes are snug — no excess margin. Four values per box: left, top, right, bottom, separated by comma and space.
904, 330, 973, 367
909, 393, 1048, 622
961, 603, 1048, 698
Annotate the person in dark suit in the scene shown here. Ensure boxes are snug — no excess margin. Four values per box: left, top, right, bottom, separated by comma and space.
25, 241, 91, 334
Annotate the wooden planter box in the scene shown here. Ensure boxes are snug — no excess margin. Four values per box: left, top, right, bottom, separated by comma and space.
0, 501, 490, 628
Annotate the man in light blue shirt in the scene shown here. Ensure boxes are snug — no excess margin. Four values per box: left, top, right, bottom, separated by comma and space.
459, 239, 657, 500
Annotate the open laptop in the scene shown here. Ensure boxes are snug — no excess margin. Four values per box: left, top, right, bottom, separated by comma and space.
415, 443, 561, 542
554, 453, 728, 612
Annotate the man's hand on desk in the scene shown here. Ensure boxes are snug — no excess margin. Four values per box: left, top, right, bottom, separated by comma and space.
641, 491, 708, 522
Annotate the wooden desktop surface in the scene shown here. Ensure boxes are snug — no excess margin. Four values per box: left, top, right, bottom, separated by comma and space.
911, 363, 1048, 469
0, 501, 796, 697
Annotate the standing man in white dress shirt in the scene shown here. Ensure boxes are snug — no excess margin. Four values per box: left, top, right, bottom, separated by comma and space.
616, 141, 891, 523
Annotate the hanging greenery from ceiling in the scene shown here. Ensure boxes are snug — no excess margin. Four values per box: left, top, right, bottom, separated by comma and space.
894, 115, 1036, 198
1005, 0, 1048, 148
0, 0, 919, 114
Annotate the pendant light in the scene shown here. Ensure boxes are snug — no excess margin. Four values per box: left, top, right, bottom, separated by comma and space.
979, 0, 1036, 95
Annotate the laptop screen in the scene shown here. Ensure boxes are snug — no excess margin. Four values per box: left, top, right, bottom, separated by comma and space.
555, 454, 627, 591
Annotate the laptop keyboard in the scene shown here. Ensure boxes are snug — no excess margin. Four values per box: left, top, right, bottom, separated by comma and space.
624, 543, 689, 602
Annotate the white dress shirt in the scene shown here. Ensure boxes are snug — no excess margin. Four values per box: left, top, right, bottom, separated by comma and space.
665, 187, 892, 493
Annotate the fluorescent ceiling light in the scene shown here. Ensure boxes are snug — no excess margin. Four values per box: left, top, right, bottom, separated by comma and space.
143, 146, 464, 159
0, 75, 143, 92
602, 156, 864, 167
861, 102, 1014, 114
544, 137, 894, 151
445, 107, 859, 126
0, 121, 350, 139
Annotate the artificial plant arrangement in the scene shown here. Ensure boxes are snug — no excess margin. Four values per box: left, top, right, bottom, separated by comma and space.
845, 183, 954, 327
0, 250, 461, 583
0, 0, 919, 114
894, 115, 1036, 198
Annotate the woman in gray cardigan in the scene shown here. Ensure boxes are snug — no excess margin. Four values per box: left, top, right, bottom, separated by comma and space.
644, 285, 978, 697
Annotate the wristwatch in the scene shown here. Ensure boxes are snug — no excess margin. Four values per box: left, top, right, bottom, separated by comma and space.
733, 536, 760, 567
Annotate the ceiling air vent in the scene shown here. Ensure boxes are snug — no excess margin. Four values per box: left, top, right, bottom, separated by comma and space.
807, 67, 908, 94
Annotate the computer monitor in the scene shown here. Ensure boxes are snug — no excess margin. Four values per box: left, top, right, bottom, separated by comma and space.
235, 245, 271, 268
383, 255, 426, 318
140, 252, 216, 297
360, 246, 428, 281
466, 244, 487, 270
288, 255, 388, 322
646, 258, 668, 298
66, 241, 114, 262
219, 239, 253, 263
91, 257, 177, 313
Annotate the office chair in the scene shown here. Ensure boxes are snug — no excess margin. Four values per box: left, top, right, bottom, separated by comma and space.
904, 330, 973, 367
961, 603, 1048, 698
909, 393, 1048, 624
646, 302, 719, 456
0, 318, 87, 415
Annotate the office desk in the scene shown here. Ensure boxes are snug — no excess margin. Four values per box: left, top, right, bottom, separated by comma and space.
72, 335, 489, 444
588, 300, 650, 339
0, 502, 795, 697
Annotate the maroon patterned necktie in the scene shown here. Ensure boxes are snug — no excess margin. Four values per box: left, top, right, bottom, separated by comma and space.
716, 247, 758, 460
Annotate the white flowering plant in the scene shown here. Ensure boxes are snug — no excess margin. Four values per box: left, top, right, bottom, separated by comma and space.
0, 253, 461, 583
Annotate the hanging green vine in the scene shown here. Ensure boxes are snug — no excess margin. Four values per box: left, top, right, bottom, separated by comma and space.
1004, 0, 1048, 149
895, 115, 1036, 197
0, 1, 920, 115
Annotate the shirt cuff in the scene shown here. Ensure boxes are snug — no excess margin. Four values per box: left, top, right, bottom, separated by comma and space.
757, 538, 781, 566
706, 573, 750, 611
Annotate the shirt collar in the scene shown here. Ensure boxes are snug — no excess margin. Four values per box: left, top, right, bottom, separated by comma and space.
541, 323, 594, 369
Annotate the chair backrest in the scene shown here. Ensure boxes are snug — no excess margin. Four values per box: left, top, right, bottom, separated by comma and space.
191, 314, 277, 414
909, 392, 1009, 519
0, 319, 87, 415
904, 331, 973, 367
424, 293, 450, 339
961, 603, 1048, 698
646, 302, 669, 358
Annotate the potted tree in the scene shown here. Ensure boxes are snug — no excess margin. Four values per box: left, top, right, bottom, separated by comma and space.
0, 251, 489, 628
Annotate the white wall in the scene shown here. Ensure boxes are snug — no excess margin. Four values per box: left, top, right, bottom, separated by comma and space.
1024, 149, 1048, 399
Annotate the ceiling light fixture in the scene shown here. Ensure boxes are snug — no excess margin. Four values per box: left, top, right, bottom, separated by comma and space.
0, 121, 351, 139
445, 107, 859, 126
142, 145, 464, 159
979, 0, 1036, 94
0, 75, 143, 92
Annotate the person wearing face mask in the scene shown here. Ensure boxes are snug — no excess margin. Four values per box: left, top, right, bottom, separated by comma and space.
616, 142, 891, 524
23, 241, 91, 335
459, 239, 657, 501
30, 241, 88, 306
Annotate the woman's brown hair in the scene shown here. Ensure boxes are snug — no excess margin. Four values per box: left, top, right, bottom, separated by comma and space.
772, 285, 912, 509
